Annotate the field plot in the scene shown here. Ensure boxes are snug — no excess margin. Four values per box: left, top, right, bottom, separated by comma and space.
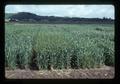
5, 23, 114, 78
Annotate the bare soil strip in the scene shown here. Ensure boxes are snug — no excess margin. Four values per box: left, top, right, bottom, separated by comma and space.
5, 66, 114, 79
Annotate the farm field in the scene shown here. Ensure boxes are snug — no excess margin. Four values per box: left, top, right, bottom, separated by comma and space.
5, 23, 114, 78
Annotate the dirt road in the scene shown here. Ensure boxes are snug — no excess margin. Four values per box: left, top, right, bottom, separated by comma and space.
5, 66, 114, 79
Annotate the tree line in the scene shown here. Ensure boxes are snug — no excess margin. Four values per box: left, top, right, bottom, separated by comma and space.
9, 12, 114, 24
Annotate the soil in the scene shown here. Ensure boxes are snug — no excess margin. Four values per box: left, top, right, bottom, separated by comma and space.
5, 66, 114, 79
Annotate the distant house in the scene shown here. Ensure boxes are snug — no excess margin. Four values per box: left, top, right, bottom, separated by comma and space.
9, 18, 19, 22
5, 19, 9, 22
5, 19, 11, 23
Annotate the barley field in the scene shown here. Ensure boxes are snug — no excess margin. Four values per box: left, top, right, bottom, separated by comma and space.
5, 23, 114, 70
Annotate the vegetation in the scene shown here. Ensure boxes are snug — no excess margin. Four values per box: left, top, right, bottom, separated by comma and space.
5, 13, 15, 19
5, 23, 114, 70
6, 12, 114, 24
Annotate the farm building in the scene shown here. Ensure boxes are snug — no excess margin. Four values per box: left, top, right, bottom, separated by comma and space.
5, 19, 10, 22
9, 18, 19, 22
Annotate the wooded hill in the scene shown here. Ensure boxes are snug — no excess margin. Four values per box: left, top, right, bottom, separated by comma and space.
6, 12, 114, 24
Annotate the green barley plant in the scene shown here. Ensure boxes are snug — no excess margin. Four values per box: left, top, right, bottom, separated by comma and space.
5, 23, 114, 70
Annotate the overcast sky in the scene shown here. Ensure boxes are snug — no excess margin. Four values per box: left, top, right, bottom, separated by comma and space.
5, 5, 114, 19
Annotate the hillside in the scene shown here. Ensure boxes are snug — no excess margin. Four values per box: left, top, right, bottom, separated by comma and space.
6, 12, 114, 24
5, 13, 16, 19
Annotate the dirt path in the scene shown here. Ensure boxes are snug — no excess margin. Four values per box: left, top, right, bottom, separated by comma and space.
5, 66, 114, 79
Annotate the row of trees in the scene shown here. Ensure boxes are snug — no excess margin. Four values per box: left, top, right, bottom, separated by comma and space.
9, 12, 114, 24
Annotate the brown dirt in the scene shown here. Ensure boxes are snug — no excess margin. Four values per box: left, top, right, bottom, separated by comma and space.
5, 66, 114, 79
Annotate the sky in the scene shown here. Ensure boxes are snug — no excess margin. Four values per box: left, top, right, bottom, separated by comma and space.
5, 5, 114, 19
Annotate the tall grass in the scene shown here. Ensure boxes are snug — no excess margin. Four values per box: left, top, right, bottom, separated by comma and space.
5, 23, 114, 70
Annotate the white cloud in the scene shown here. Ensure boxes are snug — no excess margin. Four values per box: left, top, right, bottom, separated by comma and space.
5, 5, 114, 19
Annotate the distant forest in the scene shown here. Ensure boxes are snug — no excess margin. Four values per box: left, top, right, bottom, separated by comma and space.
5, 12, 114, 24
